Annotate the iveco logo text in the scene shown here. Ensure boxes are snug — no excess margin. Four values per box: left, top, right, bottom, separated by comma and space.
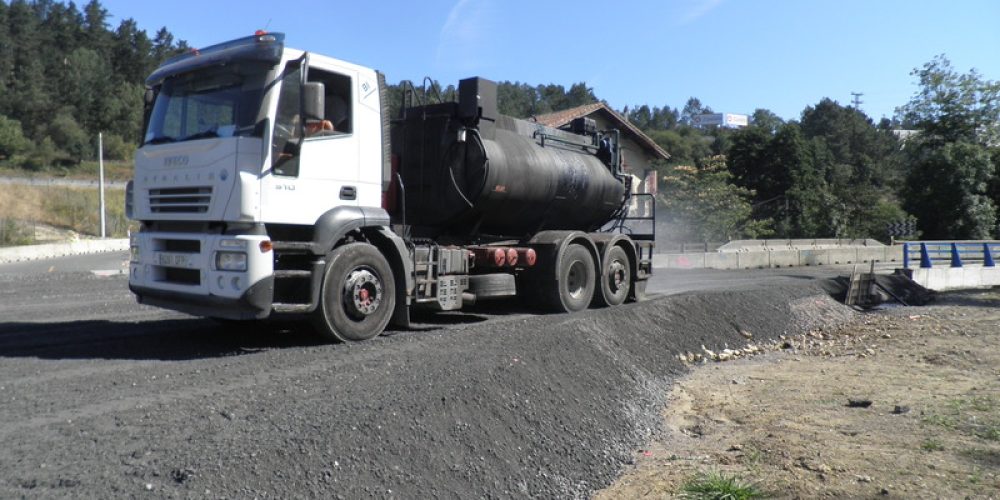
164, 155, 190, 167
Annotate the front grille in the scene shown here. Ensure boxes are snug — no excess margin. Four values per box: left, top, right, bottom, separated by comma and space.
149, 187, 212, 214
163, 239, 200, 253
163, 268, 200, 285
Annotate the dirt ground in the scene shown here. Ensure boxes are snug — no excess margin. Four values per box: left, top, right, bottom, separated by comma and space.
598, 288, 1000, 499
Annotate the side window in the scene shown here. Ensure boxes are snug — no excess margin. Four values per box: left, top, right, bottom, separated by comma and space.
272, 61, 302, 175
306, 68, 352, 135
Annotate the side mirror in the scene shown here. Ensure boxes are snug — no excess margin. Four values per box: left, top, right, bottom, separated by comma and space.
303, 82, 325, 121
144, 88, 155, 105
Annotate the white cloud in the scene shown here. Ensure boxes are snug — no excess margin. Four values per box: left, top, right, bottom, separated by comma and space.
678, 0, 723, 25
435, 0, 493, 73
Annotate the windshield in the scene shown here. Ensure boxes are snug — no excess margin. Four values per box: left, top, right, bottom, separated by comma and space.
144, 64, 270, 145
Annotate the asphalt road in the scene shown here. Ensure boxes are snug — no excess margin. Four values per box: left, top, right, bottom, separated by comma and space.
0, 251, 871, 497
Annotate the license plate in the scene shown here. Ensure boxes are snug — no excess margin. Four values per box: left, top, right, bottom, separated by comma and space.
157, 253, 191, 267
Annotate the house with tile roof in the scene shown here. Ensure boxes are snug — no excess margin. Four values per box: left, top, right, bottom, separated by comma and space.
533, 102, 670, 176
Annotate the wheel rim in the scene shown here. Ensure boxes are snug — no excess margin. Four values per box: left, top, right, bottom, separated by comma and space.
566, 260, 588, 299
342, 267, 383, 320
608, 259, 628, 294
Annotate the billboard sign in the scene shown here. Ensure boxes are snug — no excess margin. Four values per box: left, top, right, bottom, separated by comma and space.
692, 113, 748, 128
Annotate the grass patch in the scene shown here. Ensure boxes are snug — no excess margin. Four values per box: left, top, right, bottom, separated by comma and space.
740, 444, 765, 468
0, 218, 35, 246
921, 438, 944, 452
923, 394, 1000, 443
680, 471, 764, 500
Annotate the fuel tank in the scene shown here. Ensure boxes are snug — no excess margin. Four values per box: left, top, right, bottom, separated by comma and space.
391, 78, 626, 238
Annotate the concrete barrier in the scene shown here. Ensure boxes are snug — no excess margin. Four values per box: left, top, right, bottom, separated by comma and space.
884, 245, 903, 263
798, 249, 829, 266
768, 249, 799, 268
899, 264, 1000, 291
719, 240, 765, 252
704, 252, 739, 269
653, 241, 900, 271
0, 238, 129, 264
652, 253, 703, 269
857, 247, 885, 263
738, 252, 770, 269
826, 248, 857, 265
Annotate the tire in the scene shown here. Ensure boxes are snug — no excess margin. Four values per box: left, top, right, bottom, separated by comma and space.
312, 243, 396, 342
594, 245, 631, 307
469, 273, 516, 299
548, 243, 595, 312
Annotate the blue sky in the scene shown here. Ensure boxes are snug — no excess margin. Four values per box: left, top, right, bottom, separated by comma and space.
100, 0, 999, 122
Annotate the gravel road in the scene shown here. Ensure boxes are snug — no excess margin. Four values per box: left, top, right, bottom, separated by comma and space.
0, 254, 865, 498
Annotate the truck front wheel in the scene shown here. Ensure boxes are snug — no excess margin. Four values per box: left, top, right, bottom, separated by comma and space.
312, 243, 396, 342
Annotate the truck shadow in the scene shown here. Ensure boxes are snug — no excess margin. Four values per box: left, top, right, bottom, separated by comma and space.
0, 318, 327, 361
0, 299, 537, 361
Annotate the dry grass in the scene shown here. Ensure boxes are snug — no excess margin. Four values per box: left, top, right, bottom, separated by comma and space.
0, 184, 130, 245
0, 161, 133, 183
597, 292, 1000, 498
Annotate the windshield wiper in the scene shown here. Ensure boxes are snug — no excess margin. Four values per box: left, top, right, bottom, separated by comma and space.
182, 130, 220, 141
146, 135, 177, 145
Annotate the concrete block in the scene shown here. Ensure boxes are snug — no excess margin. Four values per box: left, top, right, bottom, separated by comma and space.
981, 267, 1000, 287
827, 248, 857, 265
884, 245, 904, 263
704, 252, 740, 270
908, 265, 1000, 291
764, 239, 794, 251
659, 253, 705, 269
769, 249, 799, 268
0, 238, 129, 264
719, 240, 763, 252
798, 249, 829, 266
738, 251, 770, 269
857, 247, 885, 263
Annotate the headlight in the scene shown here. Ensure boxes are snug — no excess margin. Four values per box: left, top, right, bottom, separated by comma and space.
215, 251, 247, 271
219, 239, 247, 249
125, 180, 134, 220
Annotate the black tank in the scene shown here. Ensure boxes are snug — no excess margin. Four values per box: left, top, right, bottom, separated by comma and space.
391, 79, 626, 239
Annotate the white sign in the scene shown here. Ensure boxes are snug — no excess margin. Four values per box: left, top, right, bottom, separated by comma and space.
692, 113, 723, 126
724, 113, 749, 127
692, 113, 748, 128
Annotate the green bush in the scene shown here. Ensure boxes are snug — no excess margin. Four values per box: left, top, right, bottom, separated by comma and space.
0, 218, 34, 246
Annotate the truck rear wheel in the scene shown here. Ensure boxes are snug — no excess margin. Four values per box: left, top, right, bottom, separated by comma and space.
595, 245, 631, 307
312, 243, 395, 342
550, 242, 595, 312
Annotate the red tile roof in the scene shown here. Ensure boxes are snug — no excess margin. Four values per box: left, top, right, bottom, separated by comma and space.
534, 103, 670, 160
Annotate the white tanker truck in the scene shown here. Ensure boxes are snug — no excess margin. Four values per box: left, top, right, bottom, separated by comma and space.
127, 32, 654, 341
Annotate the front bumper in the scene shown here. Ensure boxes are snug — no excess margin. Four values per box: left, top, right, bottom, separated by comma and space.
130, 276, 274, 320
128, 231, 275, 319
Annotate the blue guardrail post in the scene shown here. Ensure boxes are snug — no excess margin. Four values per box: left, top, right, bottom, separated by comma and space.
950, 243, 963, 268
903, 242, 910, 269
920, 243, 933, 268
985, 243, 996, 267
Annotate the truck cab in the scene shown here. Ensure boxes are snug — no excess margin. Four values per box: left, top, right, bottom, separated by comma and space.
129, 32, 394, 323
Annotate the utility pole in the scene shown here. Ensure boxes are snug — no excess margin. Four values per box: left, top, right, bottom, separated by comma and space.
98, 132, 106, 238
850, 92, 864, 110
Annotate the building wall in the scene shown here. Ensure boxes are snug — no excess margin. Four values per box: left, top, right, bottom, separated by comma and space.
585, 114, 657, 174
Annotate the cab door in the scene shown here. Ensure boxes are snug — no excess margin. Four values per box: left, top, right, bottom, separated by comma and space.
261, 57, 360, 225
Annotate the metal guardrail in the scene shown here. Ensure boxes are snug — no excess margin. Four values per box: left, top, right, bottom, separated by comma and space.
902, 241, 1000, 269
